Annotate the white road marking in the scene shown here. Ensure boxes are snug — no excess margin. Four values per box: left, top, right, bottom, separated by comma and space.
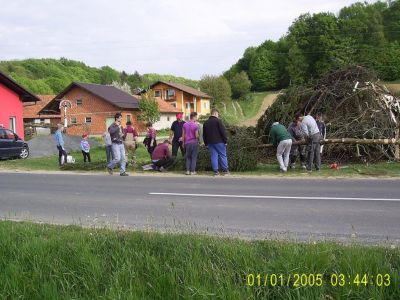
149, 192, 400, 202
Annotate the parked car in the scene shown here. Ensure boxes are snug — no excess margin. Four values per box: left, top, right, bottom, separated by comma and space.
0, 128, 29, 159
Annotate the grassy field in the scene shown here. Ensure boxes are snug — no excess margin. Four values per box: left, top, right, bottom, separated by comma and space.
0, 221, 398, 299
1, 146, 400, 177
238, 92, 270, 119
217, 92, 269, 125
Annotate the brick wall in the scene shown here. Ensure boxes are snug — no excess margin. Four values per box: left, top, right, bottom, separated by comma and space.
60, 87, 144, 135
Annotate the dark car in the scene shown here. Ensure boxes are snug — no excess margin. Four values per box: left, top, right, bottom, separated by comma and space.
0, 128, 29, 159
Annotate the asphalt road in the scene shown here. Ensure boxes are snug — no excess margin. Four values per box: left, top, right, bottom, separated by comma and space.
0, 172, 399, 244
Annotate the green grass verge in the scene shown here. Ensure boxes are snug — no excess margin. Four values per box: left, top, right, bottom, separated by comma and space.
1, 146, 399, 177
0, 221, 398, 299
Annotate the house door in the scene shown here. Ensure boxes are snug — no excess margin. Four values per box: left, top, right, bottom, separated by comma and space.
105, 118, 114, 130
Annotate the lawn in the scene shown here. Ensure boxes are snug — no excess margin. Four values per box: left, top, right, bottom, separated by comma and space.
0, 221, 398, 299
1, 145, 400, 177
238, 92, 270, 119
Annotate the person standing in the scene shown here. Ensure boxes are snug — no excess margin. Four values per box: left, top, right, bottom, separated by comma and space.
144, 122, 157, 157
55, 123, 67, 167
151, 140, 175, 172
102, 131, 113, 163
169, 113, 185, 158
123, 121, 139, 165
203, 108, 229, 176
296, 112, 321, 171
287, 118, 307, 169
315, 113, 326, 154
80, 134, 91, 163
182, 112, 200, 175
270, 122, 293, 172
107, 113, 128, 176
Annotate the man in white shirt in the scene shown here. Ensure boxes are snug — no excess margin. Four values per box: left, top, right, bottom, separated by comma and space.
295, 112, 321, 171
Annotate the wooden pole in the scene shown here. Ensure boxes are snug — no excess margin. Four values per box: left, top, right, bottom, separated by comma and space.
253, 138, 400, 149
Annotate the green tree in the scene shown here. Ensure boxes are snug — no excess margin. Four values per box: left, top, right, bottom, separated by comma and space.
138, 90, 160, 124
199, 75, 231, 105
100, 66, 122, 84
248, 41, 280, 91
383, 0, 400, 42
229, 71, 252, 99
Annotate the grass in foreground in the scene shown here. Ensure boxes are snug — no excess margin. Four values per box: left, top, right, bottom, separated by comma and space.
0, 221, 398, 299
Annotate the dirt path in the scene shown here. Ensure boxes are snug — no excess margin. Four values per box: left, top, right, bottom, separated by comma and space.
240, 93, 279, 127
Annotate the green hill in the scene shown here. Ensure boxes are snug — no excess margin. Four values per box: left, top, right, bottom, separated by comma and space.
0, 58, 198, 95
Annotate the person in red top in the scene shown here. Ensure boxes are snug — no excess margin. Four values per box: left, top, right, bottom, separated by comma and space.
123, 121, 139, 165
151, 140, 174, 172
144, 122, 157, 156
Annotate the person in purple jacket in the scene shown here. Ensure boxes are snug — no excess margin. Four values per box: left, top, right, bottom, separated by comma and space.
80, 134, 91, 163
182, 112, 199, 175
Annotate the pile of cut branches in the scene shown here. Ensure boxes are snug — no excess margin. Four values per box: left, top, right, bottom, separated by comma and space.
256, 66, 400, 162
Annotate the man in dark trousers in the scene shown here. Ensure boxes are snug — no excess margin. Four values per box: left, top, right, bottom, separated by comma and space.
296, 112, 321, 172
169, 113, 185, 158
203, 108, 229, 176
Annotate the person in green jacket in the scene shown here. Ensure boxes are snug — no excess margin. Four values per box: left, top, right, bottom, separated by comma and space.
269, 122, 293, 172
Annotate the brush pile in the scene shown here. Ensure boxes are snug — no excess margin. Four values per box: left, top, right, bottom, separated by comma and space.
256, 66, 400, 162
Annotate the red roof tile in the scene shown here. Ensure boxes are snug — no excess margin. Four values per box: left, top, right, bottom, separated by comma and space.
23, 95, 59, 119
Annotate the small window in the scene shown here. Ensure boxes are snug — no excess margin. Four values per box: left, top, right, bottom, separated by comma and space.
167, 89, 175, 97
186, 103, 190, 109
171, 102, 177, 108
154, 90, 161, 97
85, 117, 92, 124
44, 119, 51, 124
203, 102, 208, 109
71, 117, 77, 124
167, 116, 170, 121
127, 114, 131, 123
34, 119, 41, 124
76, 98, 83, 105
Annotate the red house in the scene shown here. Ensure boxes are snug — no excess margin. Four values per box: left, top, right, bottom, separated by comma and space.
0, 71, 40, 138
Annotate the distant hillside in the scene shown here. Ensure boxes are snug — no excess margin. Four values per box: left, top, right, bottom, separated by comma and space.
0, 58, 198, 95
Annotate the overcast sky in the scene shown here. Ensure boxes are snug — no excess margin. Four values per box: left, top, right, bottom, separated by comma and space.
0, 0, 371, 79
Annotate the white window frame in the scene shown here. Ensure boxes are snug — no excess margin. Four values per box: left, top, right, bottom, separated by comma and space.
71, 117, 77, 124
85, 117, 92, 124
9, 116, 16, 133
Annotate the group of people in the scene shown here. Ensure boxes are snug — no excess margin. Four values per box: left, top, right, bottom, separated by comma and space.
269, 112, 326, 172
105, 109, 230, 176
54, 110, 325, 175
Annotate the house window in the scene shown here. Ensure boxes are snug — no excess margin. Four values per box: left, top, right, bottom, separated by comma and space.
9, 117, 16, 133
71, 117, 77, 124
203, 102, 208, 109
127, 114, 131, 123
167, 89, 175, 98
171, 102, 177, 108
186, 103, 190, 109
154, 90, 161, 97
167, 116, 170, 121
76, 98, 83, 105
34, 119, 41, 124
44, 119, 51, 124
85, 117, 92, 124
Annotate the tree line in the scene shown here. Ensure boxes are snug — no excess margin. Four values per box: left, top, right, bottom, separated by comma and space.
224, 0, 400, 92
0, 58, 198, 95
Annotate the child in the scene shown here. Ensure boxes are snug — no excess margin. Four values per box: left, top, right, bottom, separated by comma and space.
143, 122, 157, 156
80, 134, 91, 162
